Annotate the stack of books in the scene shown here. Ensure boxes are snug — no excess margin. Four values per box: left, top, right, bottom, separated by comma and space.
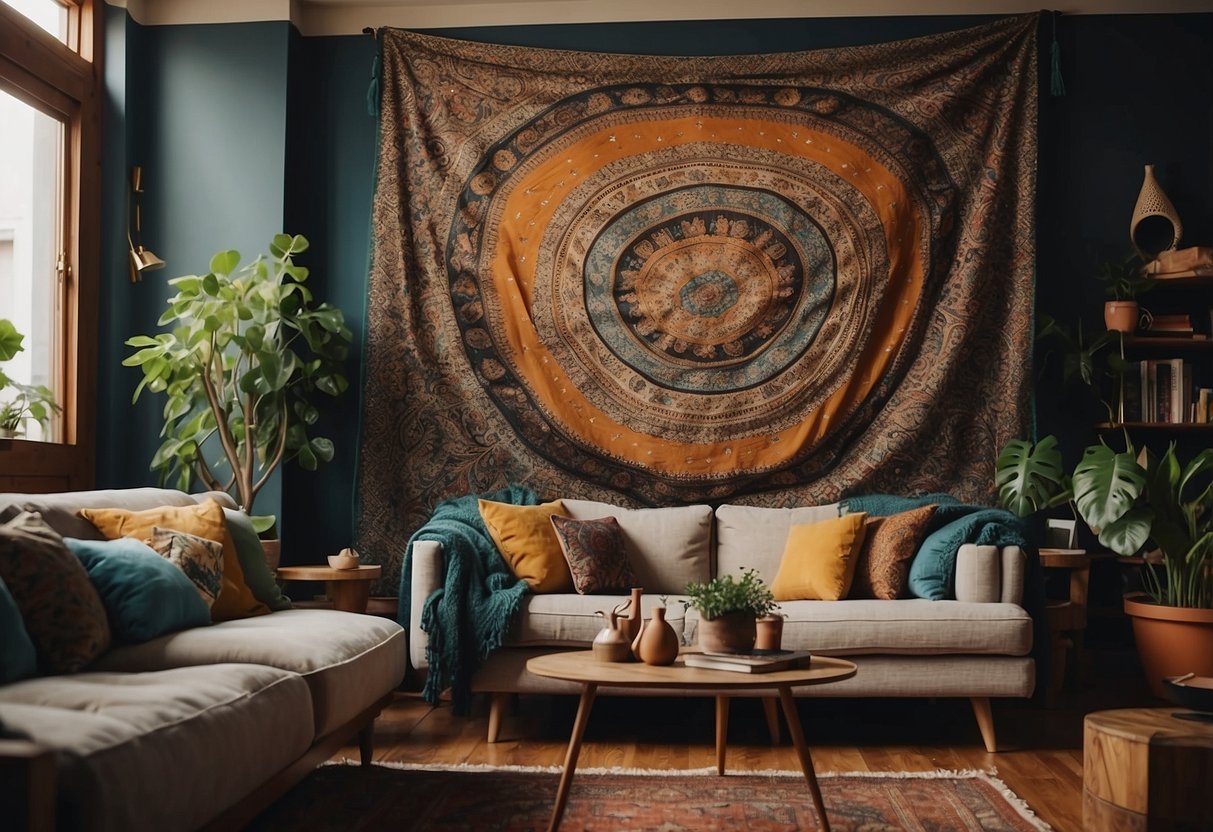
1143, 312, 1195, 337
683, 649, 812, 673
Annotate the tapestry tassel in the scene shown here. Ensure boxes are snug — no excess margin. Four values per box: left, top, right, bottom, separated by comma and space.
1049, 12, 1066, 97
366, 31, 381, 118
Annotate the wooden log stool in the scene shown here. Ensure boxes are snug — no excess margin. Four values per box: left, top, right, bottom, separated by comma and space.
1084, 707, 1213, 830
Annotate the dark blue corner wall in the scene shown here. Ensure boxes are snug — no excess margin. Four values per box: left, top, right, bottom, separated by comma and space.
101, 10, 1213, 570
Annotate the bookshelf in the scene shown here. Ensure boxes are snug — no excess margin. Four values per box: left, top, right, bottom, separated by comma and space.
1102, 276, 1212, 434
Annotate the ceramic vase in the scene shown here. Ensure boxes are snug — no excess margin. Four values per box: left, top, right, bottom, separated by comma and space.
592, 609, 633, 663
615, 587, 644, 649
1130, 164, 1183, 258
697, 611, 757, 654
634, 606, 680, 666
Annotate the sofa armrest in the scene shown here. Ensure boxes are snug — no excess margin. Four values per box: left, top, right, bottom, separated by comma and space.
954, 544, 1025, 604
410, 540, 444, 670
0, 739, 56, 832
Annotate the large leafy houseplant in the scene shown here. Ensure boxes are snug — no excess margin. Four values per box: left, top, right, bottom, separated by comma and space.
124, 234, 351, 526
996, 435, 1213, 608
0, 319, 60, 437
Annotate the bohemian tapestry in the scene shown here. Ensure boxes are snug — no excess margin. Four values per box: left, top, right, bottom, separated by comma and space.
357, 16, 1038, 586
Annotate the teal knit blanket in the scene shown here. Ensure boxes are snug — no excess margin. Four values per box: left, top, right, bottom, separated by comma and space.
397, 486, 536, 714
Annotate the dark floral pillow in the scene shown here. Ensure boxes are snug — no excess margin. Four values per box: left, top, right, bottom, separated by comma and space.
0, 511, 111, 672
550, 514, 639, 595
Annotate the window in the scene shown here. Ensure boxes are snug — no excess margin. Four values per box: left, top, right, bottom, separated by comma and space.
0, 0, 99, 490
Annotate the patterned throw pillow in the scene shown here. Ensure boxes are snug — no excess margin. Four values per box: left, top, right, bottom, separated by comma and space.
850, 504, 938, 600
148, 527, 224, 609
549, 514, 639, 595
0, 511, 111, 672
80, 499, 268, 621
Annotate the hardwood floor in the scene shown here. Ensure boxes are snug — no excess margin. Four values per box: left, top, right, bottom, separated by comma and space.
334, 646, 1159, 831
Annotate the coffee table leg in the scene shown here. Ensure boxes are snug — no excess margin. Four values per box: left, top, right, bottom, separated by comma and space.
715, 695, 729, 775
549, 682, 597, 832
777, 685, 830, 832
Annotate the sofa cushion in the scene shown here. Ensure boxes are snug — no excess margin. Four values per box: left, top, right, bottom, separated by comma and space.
772, 513, 867, 601
0, 663, 313, 832
0, 576, 36, 683
479, 499, 572, 593
506, 592, 694, 647
90, 608, 406, 737
550, 514, 639, 595
562, 500, 712, 595
715, 503, 841, 583
80, 499, 268, 621
775, 598, 1033, 656
850, 504, 938, 600
65, 537, 211, 643
147, 527, 224, 608
0, 511, 111, 673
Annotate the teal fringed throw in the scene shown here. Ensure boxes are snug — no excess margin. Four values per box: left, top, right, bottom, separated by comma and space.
398, 485, 536, 714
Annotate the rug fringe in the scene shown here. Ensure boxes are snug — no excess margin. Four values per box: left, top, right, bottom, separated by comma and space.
321, 760, 1050, 830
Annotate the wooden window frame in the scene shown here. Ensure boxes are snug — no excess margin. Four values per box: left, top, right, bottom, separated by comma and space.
0, 0, 100, 492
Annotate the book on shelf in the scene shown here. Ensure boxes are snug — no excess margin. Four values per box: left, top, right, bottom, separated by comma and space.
683, 649, 813, 674
1143, 312, 1195, 337
1122, 359, 1201, 424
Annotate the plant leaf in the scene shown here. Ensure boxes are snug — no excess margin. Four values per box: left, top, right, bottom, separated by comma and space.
1073, 444, 1146, 530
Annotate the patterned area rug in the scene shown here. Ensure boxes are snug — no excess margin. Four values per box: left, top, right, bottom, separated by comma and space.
249, 762, 1051, 831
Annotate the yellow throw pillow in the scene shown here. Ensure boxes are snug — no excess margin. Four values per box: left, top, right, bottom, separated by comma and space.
80, 499, 268, 621
478, 499, 572, 593
771, 512, 869, 601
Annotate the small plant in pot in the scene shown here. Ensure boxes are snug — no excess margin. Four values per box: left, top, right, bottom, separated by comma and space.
685, 568, 778, 654
1096, 252, 1153, 333
0, 319, 60, 439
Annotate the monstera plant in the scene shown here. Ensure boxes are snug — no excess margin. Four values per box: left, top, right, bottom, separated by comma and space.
124, 234, 351, 528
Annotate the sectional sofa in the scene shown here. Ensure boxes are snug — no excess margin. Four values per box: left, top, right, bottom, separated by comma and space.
0, 487, 406, 831
410, 498, 1036, 753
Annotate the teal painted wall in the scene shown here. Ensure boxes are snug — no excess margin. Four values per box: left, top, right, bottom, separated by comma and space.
100, 11, 1213, 579
100, 11, 291, 527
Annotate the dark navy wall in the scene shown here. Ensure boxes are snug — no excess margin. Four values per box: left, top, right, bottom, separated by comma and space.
101, 11, 1213, 572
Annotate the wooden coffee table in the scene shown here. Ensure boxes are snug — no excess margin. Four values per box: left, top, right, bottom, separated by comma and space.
274, 564, 381, 613
527, 650, 857, 832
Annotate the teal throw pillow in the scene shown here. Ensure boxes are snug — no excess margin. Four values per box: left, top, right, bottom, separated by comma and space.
223, 509, 291, 611
65, 537, 210, 643
0, 577, 37, 683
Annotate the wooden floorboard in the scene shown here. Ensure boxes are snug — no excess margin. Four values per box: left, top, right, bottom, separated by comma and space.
326, 646, 1160, 832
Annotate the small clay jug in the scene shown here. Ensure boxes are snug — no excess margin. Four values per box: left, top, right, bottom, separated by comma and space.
634, 606, 680, 666
592, 609, 632, 663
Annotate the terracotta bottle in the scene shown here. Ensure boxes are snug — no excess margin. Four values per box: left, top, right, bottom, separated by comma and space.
635, 606, 679, 666
615, 587, 644, 647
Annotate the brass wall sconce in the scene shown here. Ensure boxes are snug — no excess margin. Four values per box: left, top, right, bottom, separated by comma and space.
127, 165, 165, 282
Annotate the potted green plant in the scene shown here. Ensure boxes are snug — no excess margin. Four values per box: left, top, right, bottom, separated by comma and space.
996, 434, 1213, 695
0, 319, 60, 439
685, 568, 778, 654
1096, 252, 1154, 332
123, 234, 351, 535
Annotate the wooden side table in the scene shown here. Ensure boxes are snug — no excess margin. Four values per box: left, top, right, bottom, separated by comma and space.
275, 564, 381, 613
1084, 707, 1213, 830
1040, 547, 1090, 702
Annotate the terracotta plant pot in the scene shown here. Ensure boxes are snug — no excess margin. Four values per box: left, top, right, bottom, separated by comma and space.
1104, 300, 1139, 333
1124, 596, 1213, 698
755, 614, 785, 651
697, 612, 757, 654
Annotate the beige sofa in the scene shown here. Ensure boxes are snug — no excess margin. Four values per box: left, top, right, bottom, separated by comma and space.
0, 488, 406, 831
410, 499, 1034, 752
